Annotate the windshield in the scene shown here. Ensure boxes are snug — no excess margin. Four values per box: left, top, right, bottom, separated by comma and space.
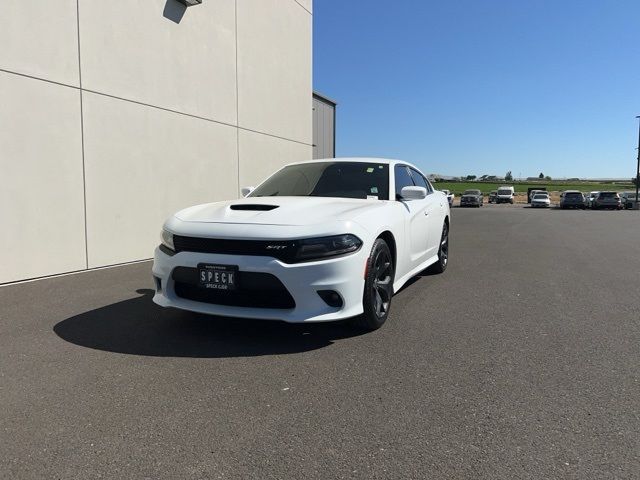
464, 190, 481, 195
599, 192, 617, 198
497, 189, 511, 195
565, 192, 583, 198
533, 194, 548, 199
249, 162, 390, 200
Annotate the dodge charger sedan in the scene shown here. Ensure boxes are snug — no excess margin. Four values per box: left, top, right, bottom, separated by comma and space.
152, 158, 450, 330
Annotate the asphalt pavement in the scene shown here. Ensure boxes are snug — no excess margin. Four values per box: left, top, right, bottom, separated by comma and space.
1, 206, 639, 479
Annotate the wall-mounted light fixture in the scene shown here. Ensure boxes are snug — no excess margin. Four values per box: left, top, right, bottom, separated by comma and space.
176, 0, 202, 6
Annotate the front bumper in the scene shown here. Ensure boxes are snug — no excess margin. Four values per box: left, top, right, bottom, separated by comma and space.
152, 246, 367, 323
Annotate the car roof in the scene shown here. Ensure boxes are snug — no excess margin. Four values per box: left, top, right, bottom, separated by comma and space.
283, 157, 424, 173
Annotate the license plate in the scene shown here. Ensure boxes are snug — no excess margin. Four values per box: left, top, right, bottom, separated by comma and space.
198, 264, 238, 290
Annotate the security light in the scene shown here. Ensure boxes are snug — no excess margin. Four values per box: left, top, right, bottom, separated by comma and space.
176, 0, 202, 6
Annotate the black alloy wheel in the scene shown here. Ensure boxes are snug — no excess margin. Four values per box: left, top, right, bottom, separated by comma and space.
355, 238, 394, 331
429, 221, 449, 274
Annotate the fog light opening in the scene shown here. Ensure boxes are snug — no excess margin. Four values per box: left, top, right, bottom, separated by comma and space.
317, 290, 344, 308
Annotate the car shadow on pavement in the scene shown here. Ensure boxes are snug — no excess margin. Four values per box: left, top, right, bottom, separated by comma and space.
53, 289, 365, 358
395, 268, 438, 294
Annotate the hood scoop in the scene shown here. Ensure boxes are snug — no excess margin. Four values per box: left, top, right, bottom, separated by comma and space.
229, 204, 279, 211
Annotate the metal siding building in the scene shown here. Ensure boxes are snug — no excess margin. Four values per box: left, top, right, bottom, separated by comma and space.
312, 92, 336, 159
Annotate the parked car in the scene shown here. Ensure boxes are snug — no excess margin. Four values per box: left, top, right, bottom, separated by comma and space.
440, 189, 455, 207
559, 191, 586, 209
488, 190, 497, 203
496, 186, 515, 204
619, 191, 640, 209
592, 191, 622, 210
528, 188, 547, 203
460, 189, 484, 207
531, 192, 551, 208
153, 158, 451, 331
586, 191, 599, 208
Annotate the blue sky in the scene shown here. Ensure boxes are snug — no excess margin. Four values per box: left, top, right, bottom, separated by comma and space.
313, 0, 640, 179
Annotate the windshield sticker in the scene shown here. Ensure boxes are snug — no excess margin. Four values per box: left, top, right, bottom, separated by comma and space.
366, 167, 374, 173
371, 187, 379, 193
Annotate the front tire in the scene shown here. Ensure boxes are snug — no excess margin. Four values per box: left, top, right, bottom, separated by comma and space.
428, 221, 449, 274
354, 238, 394, 331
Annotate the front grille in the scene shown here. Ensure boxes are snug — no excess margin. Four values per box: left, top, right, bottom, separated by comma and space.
172, 267, 295, 309
173, 235, 296, 263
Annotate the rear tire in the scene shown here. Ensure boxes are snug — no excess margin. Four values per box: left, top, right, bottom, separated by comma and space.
353, 238, 394, 331
428, 221, 449, 274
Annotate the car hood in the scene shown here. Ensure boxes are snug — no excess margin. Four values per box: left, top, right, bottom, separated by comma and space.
174, 196, 386, 226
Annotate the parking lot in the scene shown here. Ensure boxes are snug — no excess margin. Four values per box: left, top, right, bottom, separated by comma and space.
2, 207, 639, 479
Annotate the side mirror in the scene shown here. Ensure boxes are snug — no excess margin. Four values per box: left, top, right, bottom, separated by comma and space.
400, 186, 427, 200
240, 186, 255, 197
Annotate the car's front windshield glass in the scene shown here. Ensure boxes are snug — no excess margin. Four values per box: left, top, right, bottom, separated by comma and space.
534, 194, 548, 199
249, 162, 390, 200
498, 189, 511, 195
464, 190, 480, 195
599, 192, 616, 198
566, 193, 582, 198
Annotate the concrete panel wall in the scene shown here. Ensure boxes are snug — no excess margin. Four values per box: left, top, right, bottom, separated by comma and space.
237, 0, 312, 144
79, 0, 237, 124
83, 92, 238, 268
0, 72, 85, 283
239, 130, 311, 188
1, 0, 313, 284
0, 0, 79, 86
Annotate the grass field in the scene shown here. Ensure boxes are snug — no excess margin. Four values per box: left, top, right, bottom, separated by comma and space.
434, 181, 635, 195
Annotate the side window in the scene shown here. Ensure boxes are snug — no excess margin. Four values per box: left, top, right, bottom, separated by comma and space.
394, 165, 415, 200
410, 168, 433, 194
425, 179, 435, 193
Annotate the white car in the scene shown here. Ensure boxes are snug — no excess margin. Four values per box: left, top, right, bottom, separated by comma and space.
496, 186, 515, 204
530, 192, 550, 208
440, 189, 455, 207
152, 158, 451, 330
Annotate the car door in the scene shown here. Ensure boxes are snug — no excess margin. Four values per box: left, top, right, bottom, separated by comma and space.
409, 168, 442, 257
394, 164, 429, 267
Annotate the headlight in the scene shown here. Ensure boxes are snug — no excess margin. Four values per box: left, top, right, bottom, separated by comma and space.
160, 229, 175, 251
292, 234, 362, 263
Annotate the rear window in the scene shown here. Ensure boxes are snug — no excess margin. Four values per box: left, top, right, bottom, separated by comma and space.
565, 192, 583, 198
599, 192, 617, 198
